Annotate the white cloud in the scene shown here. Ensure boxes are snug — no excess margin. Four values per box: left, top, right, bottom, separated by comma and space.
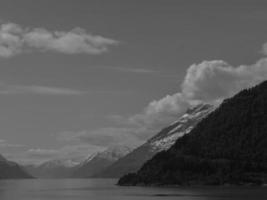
181, 59, 267, 102
0, 83, 85, 95
128, 93, 190, 130
0, 23, 23, 57
27, 148, 59, 157
0, 22, 118, 57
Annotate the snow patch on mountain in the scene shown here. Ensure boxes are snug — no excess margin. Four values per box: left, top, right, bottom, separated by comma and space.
85, 145, 132, 163
36, 159, 79, 169
148, 104, 214, 152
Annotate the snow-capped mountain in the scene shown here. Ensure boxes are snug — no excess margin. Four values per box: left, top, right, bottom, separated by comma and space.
71, 145, 132, 178
95, 104, 214, 178
39, 159, 79, 169
82, 145, 131, 164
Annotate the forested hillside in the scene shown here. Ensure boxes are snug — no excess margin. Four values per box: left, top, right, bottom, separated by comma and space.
118, 81, 267, 186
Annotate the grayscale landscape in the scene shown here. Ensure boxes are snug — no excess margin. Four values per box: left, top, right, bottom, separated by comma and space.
0, 0, 267, 199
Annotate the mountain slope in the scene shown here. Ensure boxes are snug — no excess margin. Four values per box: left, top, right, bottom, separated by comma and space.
96, 104, 214, 178
0, 154, 33, 179
71, 145, 132, 178
118, 81, 267, 186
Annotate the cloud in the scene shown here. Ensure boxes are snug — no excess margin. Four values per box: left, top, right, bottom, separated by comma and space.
26, 148, 59, 158
0, 139, 25, 148
128, 93, 189, 128
0, 83, 86, 95
0, 82, 134, 96
0, 22, 118, 57
181, 59, 267, 102
5, 148, 59, 164
102, 66, 159, 74
58, 128, 144, 148
96, 66, 178, 79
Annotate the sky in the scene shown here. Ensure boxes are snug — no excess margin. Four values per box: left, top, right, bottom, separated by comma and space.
0, 0, 267, 164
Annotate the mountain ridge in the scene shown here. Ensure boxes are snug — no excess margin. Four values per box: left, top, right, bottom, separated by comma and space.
95, 104, 214, 178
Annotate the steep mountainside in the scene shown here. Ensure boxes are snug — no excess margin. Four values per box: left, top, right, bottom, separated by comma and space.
0, 154, 33, 179
118, 81, 267, 186
71, 145, 132, 178
96, 104, 214, 178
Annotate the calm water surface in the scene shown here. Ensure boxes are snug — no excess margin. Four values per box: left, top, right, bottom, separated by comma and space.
0, 179, 266, 200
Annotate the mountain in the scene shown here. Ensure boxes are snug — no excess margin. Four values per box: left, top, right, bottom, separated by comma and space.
24, 145, 131, 178
0, 154, 7, 162
0, 154, 33, 179
71, 145, 132, 178
96, 104, 214, 178
118, 81, 267, 186
25, 159, 79, 178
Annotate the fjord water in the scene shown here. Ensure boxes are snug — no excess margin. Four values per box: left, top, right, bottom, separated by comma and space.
0, 179, 267, 200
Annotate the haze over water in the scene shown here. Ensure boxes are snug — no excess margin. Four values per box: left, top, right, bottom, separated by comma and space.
0, 179, 266, 200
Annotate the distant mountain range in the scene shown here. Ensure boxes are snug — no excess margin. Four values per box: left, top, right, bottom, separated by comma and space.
0, 154, 33, 179
118, 80, 267, 186
24, 146, 131, 178
95, 104, 214, 178
25, 159, 79, 178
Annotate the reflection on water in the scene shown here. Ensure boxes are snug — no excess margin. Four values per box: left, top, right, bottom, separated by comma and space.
0, 179, 266, 200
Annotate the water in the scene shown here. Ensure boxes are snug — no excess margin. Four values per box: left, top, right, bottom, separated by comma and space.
0, 179, 267, 200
